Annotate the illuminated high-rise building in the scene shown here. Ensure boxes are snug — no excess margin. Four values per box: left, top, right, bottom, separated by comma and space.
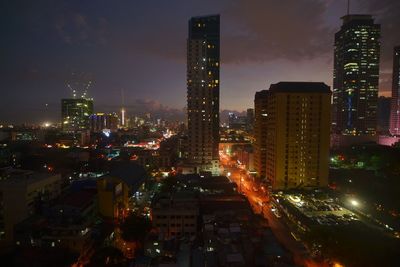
390, 46, 400, 136
186, 15, 220, 174
332, 15, 380, 136
61, 98, 93, 132
254, 90, 268, 180
266, 82, 331, 190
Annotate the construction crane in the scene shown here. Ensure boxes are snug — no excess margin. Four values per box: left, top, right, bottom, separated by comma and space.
66, 72, 93, 99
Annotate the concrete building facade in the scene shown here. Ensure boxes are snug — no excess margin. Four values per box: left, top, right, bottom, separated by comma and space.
186, 15, 220, 175
265, 82, 331, 190
0, 169, 61, 248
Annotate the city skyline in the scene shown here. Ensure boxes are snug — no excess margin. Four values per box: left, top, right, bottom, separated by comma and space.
1, 0, 399, 124
2, 2, 400, 266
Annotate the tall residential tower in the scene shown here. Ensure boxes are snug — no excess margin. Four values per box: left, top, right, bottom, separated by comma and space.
390, 46, 400, 136
266, 82, 331, 190
187, 15, 220, 175
332, 15, 380, 136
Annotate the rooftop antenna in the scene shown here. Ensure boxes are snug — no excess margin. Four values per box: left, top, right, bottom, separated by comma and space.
347, 0, 350, 15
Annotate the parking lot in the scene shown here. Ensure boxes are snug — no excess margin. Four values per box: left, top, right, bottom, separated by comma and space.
282, 193, 359, 226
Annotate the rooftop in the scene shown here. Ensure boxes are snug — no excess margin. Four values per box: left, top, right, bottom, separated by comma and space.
58, 189, 97, 210
0, 167, 59, 187
152, 191, 198, 210
255, 90, 269, 98
269, 82, 331, 94
98, 162, 147, 191
341, 14, 374, 24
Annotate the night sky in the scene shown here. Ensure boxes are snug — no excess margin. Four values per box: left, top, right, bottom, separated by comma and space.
1, 0, 399, 124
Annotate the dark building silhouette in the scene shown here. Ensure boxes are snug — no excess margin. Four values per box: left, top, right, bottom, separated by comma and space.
254, 90, 268, 180
332, 15, 380, 136
187, 15, 220, 174
247, 108, 255, 131
377, 96, 391, 134
390, 46, 400, 136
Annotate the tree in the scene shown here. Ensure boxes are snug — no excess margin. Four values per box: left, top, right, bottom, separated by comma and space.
87, 246, 126, 267
120, 214, 151, 242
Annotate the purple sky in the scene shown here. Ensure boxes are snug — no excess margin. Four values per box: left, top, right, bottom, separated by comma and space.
0, 0, 399, 124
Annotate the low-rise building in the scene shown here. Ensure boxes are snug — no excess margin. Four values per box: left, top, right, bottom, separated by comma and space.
97, 175, 130, 219
97, 163, 147, 219
151, 192, 199, 240
0, 168, 62, 248
199, 194, 290, 266
14, 189, 97, 252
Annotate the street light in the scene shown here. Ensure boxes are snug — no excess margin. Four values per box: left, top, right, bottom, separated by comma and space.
240, 176, 244, 193
350, 199, 359, 207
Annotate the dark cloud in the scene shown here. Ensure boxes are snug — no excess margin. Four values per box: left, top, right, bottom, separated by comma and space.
0, 0, 398, 123
221, 0, 333, 63
356, 0, 400, 95
361, 0, 400, 67
3, 68, 71, 84
55, 13, 109, 46
125, 0, 333, 63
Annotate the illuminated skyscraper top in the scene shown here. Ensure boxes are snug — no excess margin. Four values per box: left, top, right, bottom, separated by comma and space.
187, 15, 220, 174
62, 72, 94, 133
332, 14, 380, 136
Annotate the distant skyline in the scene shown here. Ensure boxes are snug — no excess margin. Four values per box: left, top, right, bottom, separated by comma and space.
1, 0, 399, 124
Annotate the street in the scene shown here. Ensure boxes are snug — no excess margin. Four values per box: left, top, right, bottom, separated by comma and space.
220, 153, 319, 267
